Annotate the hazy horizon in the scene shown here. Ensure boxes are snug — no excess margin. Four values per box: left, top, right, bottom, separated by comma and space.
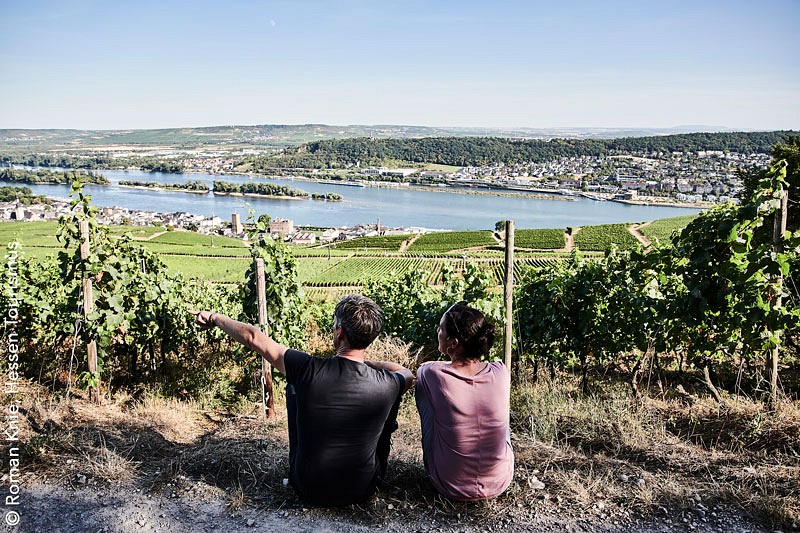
0, 123, 781, 134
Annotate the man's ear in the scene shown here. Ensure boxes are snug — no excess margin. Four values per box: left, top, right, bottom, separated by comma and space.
334, 325, 348, 346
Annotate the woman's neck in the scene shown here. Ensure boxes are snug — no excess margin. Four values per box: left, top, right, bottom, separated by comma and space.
448, 358, 487, 376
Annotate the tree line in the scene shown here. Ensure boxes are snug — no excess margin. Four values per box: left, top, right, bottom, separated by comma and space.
240, 131, 798, 169
0, 153, 184, 173
0, 167, 109, 185
0, 185, 51, 204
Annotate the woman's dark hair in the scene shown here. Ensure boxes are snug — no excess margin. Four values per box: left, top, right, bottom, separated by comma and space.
442, 301, 495, 359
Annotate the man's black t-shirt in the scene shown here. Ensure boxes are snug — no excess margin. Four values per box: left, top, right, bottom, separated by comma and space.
283, 349, 405, 506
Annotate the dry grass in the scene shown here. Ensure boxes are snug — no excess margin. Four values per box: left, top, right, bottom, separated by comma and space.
509, 372, 799, 527
13, 360, 800, 530
127, 397, 206, 444
364, 335, 425, 371
82, 442, 139, 483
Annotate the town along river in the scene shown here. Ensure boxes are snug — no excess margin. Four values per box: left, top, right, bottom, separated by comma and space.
10, 169, 701, 230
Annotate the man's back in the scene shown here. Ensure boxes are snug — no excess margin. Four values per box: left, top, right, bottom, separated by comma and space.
284, 349, 405, 506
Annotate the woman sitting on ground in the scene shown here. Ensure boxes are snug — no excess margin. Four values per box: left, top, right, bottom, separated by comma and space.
415, 301, 514, 501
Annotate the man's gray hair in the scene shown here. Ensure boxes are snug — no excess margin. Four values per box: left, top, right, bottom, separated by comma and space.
334, 294, 384, 349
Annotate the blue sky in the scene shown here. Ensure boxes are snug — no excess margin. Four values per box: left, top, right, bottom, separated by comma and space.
1, 0, 798, 130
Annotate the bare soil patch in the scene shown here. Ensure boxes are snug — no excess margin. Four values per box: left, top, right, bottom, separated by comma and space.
629, 223, 652, 247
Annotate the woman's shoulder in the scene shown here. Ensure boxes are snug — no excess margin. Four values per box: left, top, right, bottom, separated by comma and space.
485, 361, 510, 379
418, 360, 448, 374
416, 361, 451, 382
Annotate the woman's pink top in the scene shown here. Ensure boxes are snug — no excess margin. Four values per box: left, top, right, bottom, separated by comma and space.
416, 361, 514, 501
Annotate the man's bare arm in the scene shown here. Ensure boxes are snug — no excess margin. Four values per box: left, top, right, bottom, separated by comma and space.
188, 310, 288, 374
364, 360, 414, 393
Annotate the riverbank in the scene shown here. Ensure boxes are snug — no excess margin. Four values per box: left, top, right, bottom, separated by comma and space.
609, 197, 713, 209
408, 184, 573, 201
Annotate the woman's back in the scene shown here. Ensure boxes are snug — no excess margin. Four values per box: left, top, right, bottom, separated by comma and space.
415, 360, 514, 501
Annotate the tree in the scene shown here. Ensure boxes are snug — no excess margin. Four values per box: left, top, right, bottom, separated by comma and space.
740, 137, 800, 231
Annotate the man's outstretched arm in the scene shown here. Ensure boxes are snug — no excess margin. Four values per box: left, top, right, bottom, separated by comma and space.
188, 310, 288, 374
364, 360, 414, 393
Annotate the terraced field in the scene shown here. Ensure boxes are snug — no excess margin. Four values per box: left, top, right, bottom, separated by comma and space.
0, 220, 642, 287
640, 215, 698, 244
514, 228, 565, 249
0, 220, 59, 247
306, 257, 443, 286
574, 223, 640, 251
0, 221, 171, 257
484, 257, 563, 284
296, 257, 348, 284
334, 234, 413, 250
106, 225, 167, 238
161, 256, 251, 283
147, 231, 248, 247
141, 243, 251, 257
406, 230, 496, 252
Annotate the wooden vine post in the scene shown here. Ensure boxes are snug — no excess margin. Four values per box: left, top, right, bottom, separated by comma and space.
769, 187, 788, 405
503, 220, 514, 370
79, 220, 99, 403
255, 258, 276, 420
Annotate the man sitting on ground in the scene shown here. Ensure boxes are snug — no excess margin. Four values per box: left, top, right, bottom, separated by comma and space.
190, 294, 413, 506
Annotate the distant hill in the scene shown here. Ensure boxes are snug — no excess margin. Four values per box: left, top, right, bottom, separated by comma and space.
239, 131, 799, 169
0, 124, 747, 151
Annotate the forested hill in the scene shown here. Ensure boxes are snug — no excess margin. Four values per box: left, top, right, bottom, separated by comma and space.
0, 124, 751, 150
241, 130, 798, 169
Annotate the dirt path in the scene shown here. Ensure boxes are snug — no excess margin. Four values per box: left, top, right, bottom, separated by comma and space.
564, 227, 578, 252
130, 230, 168, 241
14, 480, 772, 533
629, 222, 652, 247
398, 234, 420, 253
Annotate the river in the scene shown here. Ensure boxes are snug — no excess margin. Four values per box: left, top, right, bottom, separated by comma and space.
7, 168, 701, 230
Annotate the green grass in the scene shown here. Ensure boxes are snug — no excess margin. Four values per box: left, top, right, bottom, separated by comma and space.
149, 231, 247, 248
515, 228, 565, 249
640, 215, 698, 244
0, 220, 60, 247
481, 257, 563, 284
105, 224, 166, 238
296, 257, 348, 284
161, 256, 251, 283
140, 242, 251, 257
0, 221, 168, 249
292, 246, 354, 257
140, 230, 251, 256
407, 231, 496, 253
574, 223, 640, 251
308, 257, 442, 286
334, 234, 413, 251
